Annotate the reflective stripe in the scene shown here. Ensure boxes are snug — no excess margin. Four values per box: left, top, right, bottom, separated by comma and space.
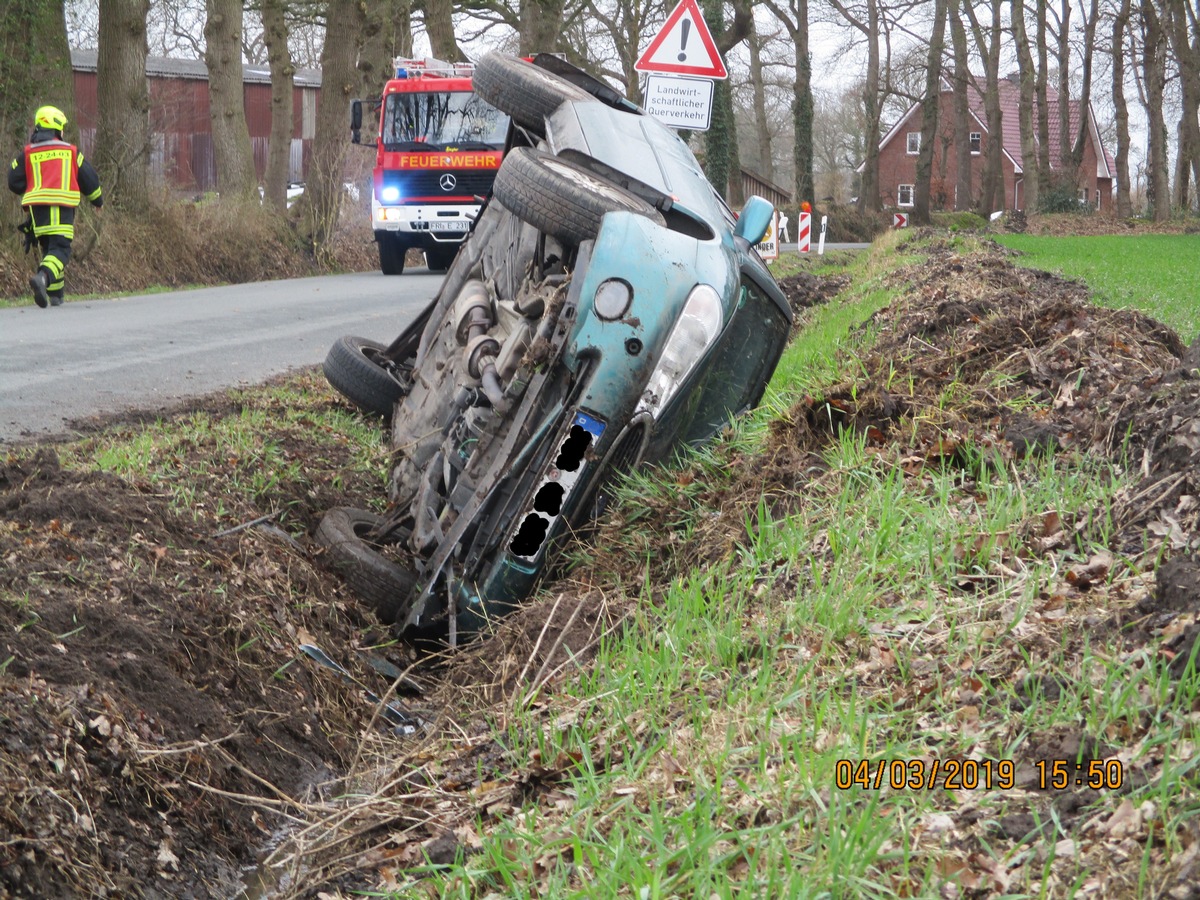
42, 255, 65, 278
30, 206, 75, 240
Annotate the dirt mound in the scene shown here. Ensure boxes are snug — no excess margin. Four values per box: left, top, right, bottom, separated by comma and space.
0, 394, 388, 897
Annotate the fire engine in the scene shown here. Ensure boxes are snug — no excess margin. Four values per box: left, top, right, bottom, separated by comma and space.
351, 57, 510, 275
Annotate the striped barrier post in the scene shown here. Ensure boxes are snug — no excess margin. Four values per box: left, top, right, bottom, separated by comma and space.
798, 212, 812, 253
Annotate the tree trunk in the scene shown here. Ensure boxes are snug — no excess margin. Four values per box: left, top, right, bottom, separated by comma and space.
260, 0, 293, 213
858, 0, 882, 212
747, 19, 774, 181
1113, 0, 1133, 216
913, 0, 946, 226
421, 0, 465, 61
1142, 0, 1171, 221
1055, 1, 1072, 169
1067, 0, 1099, 174
519, 0, 566, 55
1034, 0, 1051, 182
964, 0, 1005, 213
94, 0, 151, 211
204, 0, 257, 197
793, 4, 814, 209
0, 0, 76, 153
1165, 0, 1200, 210
304, 0, 362, 254
702, 0, 731, 198
949, 0, 973, 209
1011, 0, 1039, 211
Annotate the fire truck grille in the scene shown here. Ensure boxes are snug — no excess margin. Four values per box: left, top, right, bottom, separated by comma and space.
385, 169, 499, 199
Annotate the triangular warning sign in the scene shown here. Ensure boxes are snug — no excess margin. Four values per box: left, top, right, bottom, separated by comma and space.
634, 0, 728, 79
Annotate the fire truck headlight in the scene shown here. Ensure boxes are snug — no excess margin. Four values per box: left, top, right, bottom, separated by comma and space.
381, 186, 401, 204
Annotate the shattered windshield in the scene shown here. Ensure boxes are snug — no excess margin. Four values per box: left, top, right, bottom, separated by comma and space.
382, 91, 509, 152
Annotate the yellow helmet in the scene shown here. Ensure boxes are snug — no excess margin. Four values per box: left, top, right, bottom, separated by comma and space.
34, 105, 67, 131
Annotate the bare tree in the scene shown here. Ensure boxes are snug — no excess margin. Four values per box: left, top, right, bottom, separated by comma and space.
1066, 0, 1100, 175
1141, 0, 1170, 220
1011, 0, 1040, 210
948, 0, 973, 209
826, 0, 884, 212
95, 0, 152, 210
745, 15, 776, 179
1112, 0, 1134, 216
260, 0, 293, 211
1165, 0, 1200, 210
963, 0, 1005, 213
913, 0, 946, 225
1, 0, 76, 153
1034, 0, 1051, 181
303, 0, 363, 253
421, 0, 467, 60
204, 0, 257, 197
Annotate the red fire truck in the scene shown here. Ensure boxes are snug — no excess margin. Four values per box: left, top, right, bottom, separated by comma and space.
351, 58, 510, 275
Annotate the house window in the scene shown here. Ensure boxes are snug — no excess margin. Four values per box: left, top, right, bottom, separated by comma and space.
1078, 188, 1089, 206
898, 184, 914, 207
906, 133, 920, 154
1095, 189, 1101, 208
970, 132, 981, 154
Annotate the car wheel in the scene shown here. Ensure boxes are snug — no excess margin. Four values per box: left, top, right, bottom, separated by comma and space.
315, 507, 419, 624
473, 53, 593, 132
492, 148, 664, 246
377, 231, 406, 275
322, 335, 407, 418
425, 245, 458, 272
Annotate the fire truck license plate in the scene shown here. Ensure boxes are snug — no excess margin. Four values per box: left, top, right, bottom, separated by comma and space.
429, 221, 467, 231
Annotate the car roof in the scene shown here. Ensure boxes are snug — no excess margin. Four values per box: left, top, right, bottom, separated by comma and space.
545, 101, 731, 232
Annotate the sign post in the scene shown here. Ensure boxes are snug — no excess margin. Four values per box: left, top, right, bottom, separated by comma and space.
797, 211, 811, 253
817, 215, 828, 255
893, 212, 909, 228
635, 0, 727, 132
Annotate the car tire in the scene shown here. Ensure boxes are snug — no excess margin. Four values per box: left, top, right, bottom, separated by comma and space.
377, 231, 406, 275
473, 53, 593, 132
322, 335, 407, 418
425, 245, 458, 272
315, 507, 419, 624
493, 148, 664, 246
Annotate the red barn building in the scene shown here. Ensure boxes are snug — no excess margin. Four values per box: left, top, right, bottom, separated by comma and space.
863, 73, 1116, 214
71, 49, 321, 193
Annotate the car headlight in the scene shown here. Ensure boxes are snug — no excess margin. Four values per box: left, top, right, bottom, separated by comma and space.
594, 279, 632, 321
635, 284, 723, 418
381, 186, 401, 203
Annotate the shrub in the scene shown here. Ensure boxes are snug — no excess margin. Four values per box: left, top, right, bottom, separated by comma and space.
0, 192, 375, 300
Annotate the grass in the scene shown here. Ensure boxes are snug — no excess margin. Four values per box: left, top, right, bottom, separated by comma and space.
993, 233, 1200, 338
383, 233, 1198, 898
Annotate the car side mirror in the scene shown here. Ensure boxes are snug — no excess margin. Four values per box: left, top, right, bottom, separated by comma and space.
350, 99, 363, 144
733, 196, 775, 245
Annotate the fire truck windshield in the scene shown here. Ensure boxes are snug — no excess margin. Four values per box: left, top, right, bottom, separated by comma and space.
382, 91, 508, 152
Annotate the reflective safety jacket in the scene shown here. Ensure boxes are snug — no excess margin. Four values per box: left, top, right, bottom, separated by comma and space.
22, 138, 83, 207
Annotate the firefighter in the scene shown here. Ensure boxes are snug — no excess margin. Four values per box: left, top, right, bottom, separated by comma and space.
7, 105, 103, 308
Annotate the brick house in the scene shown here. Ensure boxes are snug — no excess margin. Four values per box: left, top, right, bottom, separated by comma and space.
862, 73, 1116, 213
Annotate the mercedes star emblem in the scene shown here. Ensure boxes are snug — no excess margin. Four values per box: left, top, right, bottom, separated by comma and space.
439, 173, 457, 191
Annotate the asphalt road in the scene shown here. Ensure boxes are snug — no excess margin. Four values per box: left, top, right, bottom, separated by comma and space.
0, 270, 440, 444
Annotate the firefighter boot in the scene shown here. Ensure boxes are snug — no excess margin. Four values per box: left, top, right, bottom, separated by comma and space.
29, 270, 49, 308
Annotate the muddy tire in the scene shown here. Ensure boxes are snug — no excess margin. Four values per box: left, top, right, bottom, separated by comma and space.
377, 231, 406, 275
473, 53, 592, 132
322, 335, 407, 418
492, 148, 664, 246
315, 507, 419, 624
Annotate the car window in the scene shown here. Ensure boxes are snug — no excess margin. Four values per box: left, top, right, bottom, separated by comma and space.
679, 275, 790, 445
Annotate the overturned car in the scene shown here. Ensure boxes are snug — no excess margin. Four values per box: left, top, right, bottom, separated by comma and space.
319, 53, 792, 639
